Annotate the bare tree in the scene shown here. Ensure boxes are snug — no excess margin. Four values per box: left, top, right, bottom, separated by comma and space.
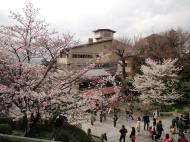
137, 29, 190, 61
112, 38, 138, 79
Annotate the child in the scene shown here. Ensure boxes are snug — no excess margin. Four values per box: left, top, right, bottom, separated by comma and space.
148, 126, 152, 137
170, 125, 176, 134
151, 126, 157, 141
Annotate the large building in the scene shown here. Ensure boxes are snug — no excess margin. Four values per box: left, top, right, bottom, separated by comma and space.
57, 29, 134, 78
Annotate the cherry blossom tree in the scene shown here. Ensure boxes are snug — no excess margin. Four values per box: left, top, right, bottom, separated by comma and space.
0, 4, 120, 134
79, 75, 124, 118
0, 2, 105, 124
133, 58, 181, 104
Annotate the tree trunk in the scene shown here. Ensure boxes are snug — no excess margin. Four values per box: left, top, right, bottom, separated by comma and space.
23, 112, 29, 137
122, 59, 127, 79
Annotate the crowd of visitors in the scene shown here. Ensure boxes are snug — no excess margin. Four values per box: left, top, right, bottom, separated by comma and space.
170, 115, 189, 136
87, 109, 189, 142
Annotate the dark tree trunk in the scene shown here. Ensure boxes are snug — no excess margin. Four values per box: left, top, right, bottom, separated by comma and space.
121, 59, 127, 79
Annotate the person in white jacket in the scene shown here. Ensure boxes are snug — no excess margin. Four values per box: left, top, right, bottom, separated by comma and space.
136, 117, 141, 134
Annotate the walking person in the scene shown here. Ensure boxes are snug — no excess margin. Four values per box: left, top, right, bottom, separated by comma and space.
178, 118, 185, 136
87, 128, 91, 136
171, 117, 177, 128
113, 114, 118, 127
151, 125, 157, 141
176, 116, 179, 133
101, 133, 107, 142
129, 111, 134, 120
90, 112, 94, 125
129, 104, 134, 120
153, 110, 158, 120
125, 109, 130, 120
156, 120, 164, 139
130, 127, 136, 142
100, 111, 103, 123
136, 117, 141, 134
103, 110, 107, 121
119, 125, 128, 142
143, 113, 150, 130
153, 118, 157, 126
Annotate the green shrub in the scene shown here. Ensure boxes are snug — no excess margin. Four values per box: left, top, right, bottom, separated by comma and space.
27, 125, 54, 140
54, 130, 70, 142
15, 118, 26, 131
0, 124, 12, 134
160, 105, 175, 112
27, 123, 50, 137
15, 123, 93, 142
54, 124, 94, 142
0, 117, 14, 128
159, 112, 173, 117
130, 103, 161, 113
176, 106, 190, 117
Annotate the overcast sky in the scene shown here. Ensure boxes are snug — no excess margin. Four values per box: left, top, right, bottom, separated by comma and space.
0, 0, 190, 42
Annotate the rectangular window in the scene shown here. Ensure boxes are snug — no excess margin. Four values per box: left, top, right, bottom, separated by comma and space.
72, 54, 93, 58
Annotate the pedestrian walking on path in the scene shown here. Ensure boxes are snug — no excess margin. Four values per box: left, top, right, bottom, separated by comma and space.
129, 127, 136, 142
153, 110, 158, 120
153, 118, 156, 126
101, 133, 107, 142
143, 113, 150, 130
178, 118, 185, 136
100, 111, 103, 123
156, 120, 164, 139
151, 125, 157, 141
91, 112, 95, 125
113, 114, 118, 127
171, 117, 177, 128
136, 117, 141, 134
103, 110, 107, 121
87, 128, 91, 136
119, 125, 127, 142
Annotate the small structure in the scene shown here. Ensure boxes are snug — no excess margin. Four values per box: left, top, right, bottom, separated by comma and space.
93, 29, 116, 41
82, 68, 111, 79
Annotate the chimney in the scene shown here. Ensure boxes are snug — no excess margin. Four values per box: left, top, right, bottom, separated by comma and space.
88, 38, 93, 44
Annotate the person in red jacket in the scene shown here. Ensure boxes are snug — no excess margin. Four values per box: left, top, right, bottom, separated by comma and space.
163, 133, 172, 142
178, 133, 188, 142
130, 127, 136, 142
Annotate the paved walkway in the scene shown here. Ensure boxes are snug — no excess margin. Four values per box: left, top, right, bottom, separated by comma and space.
79, 114, 189, 142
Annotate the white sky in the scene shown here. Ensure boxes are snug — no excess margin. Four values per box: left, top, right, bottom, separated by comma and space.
0, 0, 190, 42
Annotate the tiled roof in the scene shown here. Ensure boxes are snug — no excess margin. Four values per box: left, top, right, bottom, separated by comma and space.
80, 87, 119, 96
70, 39, 113, 49
83, 69, 111, 78
93, 29, 116, 33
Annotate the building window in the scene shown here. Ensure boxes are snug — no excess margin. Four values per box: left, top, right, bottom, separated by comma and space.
60, 51, 68, 58
104, 32, 111, 37
72, 54, 93, 58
